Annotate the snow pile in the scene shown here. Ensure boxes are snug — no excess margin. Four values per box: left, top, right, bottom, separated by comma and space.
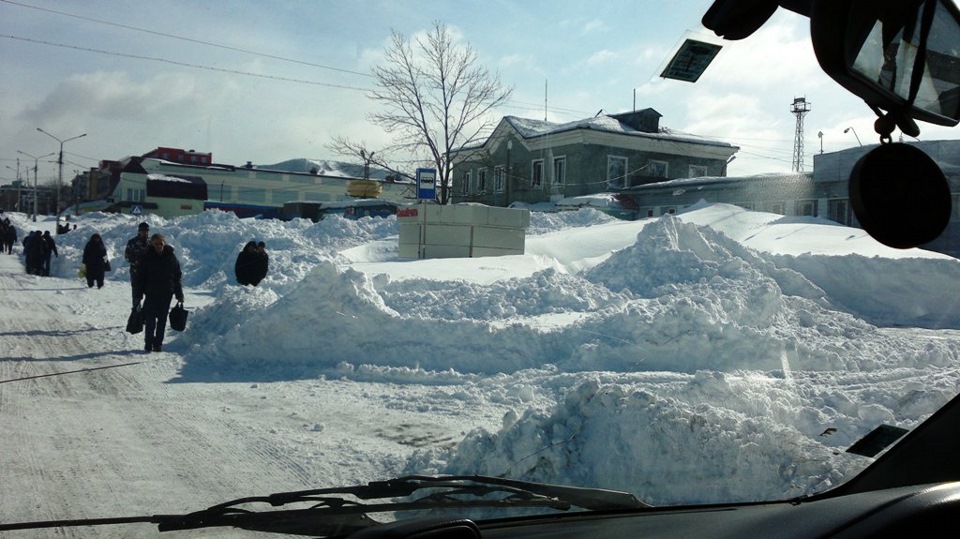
19, 201, 960, 505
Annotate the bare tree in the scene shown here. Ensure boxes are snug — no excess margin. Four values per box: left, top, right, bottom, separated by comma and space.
329, 21, 513, 204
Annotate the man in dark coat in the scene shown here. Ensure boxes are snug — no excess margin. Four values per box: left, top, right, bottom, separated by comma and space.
82, 233, 108, 289
41, 230, 58, 276
132, 233, 184, 353
24, 231, 45, 275
125, 222, 150, 302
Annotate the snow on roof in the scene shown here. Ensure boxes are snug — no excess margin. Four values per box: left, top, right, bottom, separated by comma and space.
555, 193, 623, 208
504, 115, 735, 148
146, 173, 196, 184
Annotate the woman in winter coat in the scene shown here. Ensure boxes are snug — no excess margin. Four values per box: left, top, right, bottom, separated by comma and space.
82, 233, 109, 289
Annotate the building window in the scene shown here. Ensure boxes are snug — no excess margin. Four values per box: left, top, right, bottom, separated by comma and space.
531, 159, 544, 189
796, 200, 818, 217
477, 169, 487, 193
553, 157, 566, 186
688, 164, 708, 178
461, 171, 472, 195
607, 156, 627, 189
829, 199, 849, 224
494, 166, 505, 193
649, 160, 668, 178
126, 188, 145, 202
238, 187, 266, 204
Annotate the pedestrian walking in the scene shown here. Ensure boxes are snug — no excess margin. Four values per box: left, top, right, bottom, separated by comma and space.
41, 230, 58, 276
0, 219, 15, 254
132, 233, 184, 353
81, 233, 109, 289
125, 222, 150, 301
24, 231, 44, 275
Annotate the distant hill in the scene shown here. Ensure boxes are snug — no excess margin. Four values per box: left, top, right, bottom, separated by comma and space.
259, 158, 392, 180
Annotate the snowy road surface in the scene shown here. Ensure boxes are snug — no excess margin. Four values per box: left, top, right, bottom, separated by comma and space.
3, 205, 960, 536
0, 252, 509, 538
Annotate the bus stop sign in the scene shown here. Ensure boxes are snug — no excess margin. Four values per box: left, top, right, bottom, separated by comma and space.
417, 168, 437, 200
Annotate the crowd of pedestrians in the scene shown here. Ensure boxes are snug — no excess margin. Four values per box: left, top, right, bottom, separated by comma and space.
5, 215, 274, 354
1, 218, 17, 254
21, 229, 58, 276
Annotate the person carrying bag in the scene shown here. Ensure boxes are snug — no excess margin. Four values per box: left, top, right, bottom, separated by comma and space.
126, 305, 144, 334
169, 301, 188, 331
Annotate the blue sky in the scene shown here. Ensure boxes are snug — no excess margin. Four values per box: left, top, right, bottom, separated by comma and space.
2, 0, 958, 183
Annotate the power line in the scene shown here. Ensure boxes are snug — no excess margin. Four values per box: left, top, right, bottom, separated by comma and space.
0, 0, 372, 79
0, 34, 372, 91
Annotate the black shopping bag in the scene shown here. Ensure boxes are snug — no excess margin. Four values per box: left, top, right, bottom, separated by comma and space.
126, 306, 143, 334
169, 302, 188, 331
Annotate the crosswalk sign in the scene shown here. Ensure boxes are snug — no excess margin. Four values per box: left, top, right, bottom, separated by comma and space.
131, 205, 143, 215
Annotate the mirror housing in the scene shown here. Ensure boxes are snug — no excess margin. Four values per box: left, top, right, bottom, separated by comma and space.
810, 0, 960, 132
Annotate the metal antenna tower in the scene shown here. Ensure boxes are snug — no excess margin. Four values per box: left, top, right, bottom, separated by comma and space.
791, 97, 811, 172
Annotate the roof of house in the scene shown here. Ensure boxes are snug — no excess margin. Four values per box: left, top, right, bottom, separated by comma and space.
496, 114, 737, 150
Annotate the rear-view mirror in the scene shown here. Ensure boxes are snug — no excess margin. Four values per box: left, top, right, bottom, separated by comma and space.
811, 0, 960, 132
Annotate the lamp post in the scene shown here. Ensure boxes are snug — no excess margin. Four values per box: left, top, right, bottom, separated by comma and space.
4, 164, 22, 212
843, 127, 862, 147
506, 139, 512, 207
17, 149, 57, 222
817, 131, 824, 154
360, 149, 375, 181
36, 128, 86, 217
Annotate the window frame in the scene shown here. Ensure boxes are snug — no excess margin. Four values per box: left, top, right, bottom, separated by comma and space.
649, 160, 669, 178
494, 166, 505, 193
688, 164, 708, 178
553, 156, 566, 186
531, 159, 544, 189
607, 155, 628, 189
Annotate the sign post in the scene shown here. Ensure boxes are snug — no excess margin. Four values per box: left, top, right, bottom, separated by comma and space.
416, 168, 437, 201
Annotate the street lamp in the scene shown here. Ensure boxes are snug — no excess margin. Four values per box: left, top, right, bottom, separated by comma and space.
360, 149, 375, 182
817, 131, 824, 154
505, 139, 514, 207
17, 149, 57, 222
4, 165, 23, 211
36, 127, 86, 217
843, 127, 862, 147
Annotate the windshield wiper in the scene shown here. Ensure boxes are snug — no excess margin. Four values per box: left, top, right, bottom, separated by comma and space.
0, 475, 649, 536
159, 474, 649, 535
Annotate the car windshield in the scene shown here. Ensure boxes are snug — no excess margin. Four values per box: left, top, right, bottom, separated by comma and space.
2, 0, 960, 535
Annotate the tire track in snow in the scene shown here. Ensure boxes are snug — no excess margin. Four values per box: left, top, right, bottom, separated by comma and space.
0, 256, 342, 529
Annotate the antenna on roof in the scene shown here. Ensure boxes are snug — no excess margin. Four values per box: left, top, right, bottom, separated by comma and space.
594, 109, 604, 118
544, 79, 548, 121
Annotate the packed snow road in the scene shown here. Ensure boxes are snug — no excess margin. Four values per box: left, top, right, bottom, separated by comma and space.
0, 252, 505, 538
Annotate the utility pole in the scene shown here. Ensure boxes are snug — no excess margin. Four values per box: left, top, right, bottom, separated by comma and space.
4, 163, 22, 212
17, 149, 56, 222
37, 128, 86, 216
791, 97, 811, 172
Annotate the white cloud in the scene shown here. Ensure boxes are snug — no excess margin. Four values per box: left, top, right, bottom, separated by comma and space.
582, 19, 608, 34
